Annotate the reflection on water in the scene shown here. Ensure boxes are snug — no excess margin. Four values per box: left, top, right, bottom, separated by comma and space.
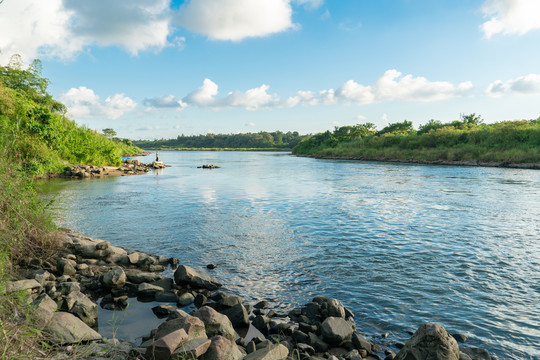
41, 152, 540, 359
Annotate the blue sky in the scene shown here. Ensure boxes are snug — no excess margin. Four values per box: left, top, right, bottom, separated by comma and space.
1, 0, 540, 139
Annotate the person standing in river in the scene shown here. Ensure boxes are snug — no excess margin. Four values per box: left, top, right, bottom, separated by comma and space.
156, 151, 159, 162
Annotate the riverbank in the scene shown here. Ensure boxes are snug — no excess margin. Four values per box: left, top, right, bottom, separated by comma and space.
5, 228, 499, 360
296, 154, 540, 170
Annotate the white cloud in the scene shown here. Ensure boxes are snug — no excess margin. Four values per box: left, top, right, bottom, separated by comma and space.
336, 80, 374, 104
373, 70, 472, 102
0, 0, 173, 64
176, 0, 294, 41
486, 73, 540, 97
356, 115, 367, 121
245, 122, 256, 127
144, 95, 187, 109
481, 0, 540, 38
60, 87, 137, 120
183, 79, 278, 110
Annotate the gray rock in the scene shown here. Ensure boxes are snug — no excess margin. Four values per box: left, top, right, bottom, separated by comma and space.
57, 258, 77, 276
221, 295, 243, 308
194, 293, 208, 308
321, 317, 354, 346
244, 343, 289, 360
313, 296, 346, 319
101, 266, 126, 289
252, 315, 270, 333
31, 294, 58, 328
45, 311, 101, 344
64, 291, 98, 327
152, 304, 177, 318
201, 335, 244, 360
308, 332, 329, 353
30, 270, 55, 285
137, 282, 164, 297
254, 300, 269, 309
7, 279, 41, 294
173, 338, 212, 358
155, 315, 207, 340
174, 265, 222, 290
57, 281, 80, 295
459, 347, 491, 360
221, 303, 249, 328
178, 292, 195, 307
452, 333, 469, 343
168, 309, 190, 320
125, 269, 163, 284
192, 306, 236, 340
395, 323, 459, 360
301, 302, 321, 320
352, 332, 372, 352
155, 290, 178, 302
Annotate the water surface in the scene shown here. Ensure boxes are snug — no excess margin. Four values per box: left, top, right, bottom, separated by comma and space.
41, 151, 540, 359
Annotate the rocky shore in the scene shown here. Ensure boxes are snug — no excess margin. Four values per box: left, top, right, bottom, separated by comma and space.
6, 229, 498, 360
61, 159, 169, 179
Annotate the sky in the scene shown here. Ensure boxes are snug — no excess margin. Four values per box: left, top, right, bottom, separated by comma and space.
1, 0, 540, 139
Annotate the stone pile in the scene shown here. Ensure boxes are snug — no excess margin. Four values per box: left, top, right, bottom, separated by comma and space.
7, 229, 498, 360
63, 159, 164, 179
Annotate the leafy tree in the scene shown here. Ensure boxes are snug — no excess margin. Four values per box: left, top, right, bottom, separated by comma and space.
102, 128, 117, 139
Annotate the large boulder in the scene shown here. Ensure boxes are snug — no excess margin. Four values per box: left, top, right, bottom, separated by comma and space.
201, 336, 244, 360
395, 323, 459, 360
64, 291, 98, 327
155, 315, 207, 340
145, 329, 188, 360
244, 344, 289, 360
459, 347, 492, 360
192, 306, 236, 340
31, 294, 58, 328
321, 317, 354, 346
221, 303, 249, 328
45, 312, 101, 344
174, 265, 222, 290
313, 296, 346, 319
101, 266, 126, 289
125, 269, 163, 284
173, 338, 212, 358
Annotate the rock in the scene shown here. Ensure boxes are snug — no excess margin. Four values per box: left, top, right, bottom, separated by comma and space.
221, 303, 250, 327
192, 306, 236, 340
155, 290, 178, 302
57, 258, 77, 276
308, 332, 329, 353
452, 333, 469, 343
31, 294, 58, 328
101, 266, 126, 289
244, 343, 289, 360
145, 328, 188, 360
174, 265, 222, 290
96, 241, 110, 250
194, 293, 208, 308
301, 302, 321, 320
313, 296, 346, 319
125, 269, 163, 284
252, 315, 270, 333
57, 281, 80, 295
152, 304, 177, 318
155, 315, 207, 340
459, 352, 473, 360
173, 338, 212, 358
30, 270, 55, 285
178, 292, 195, 307
168, 309, 190, 320
207, 264, 217, 269
220, 295, 243, 308
45, 312, 101, 344
201, 335, 244, 360
64, 291, 98, 327
321, 317, 354, 346
137, 283, 164, 298
459, 347, 491, 360
395, 323, 459, 360
352, 333, 372, 353
254, 300, 269, 309
297, 343, 315, 355
7, 279, 41, 296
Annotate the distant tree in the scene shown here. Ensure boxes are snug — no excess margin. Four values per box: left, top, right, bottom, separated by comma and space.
377, 120, 415, 136
102, 128, 117, 139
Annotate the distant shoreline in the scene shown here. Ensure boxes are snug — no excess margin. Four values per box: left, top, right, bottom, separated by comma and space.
296, 154, 540, 170
138, 148, 292, 152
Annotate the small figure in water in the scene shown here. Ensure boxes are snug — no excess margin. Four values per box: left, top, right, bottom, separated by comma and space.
156, 151, 159, 162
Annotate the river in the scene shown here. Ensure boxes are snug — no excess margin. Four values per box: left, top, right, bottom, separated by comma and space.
41, 151, 540, 359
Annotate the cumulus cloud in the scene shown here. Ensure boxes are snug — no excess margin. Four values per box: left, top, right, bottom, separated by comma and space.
60, 87, 137, 120
481, 0, 540, 38
293, 0, 324, 10
175, 0, 294, 41
144, 95, 187, 109
486, 73, 540, 97
0, 0, 173, 63
182, 79, 279, 110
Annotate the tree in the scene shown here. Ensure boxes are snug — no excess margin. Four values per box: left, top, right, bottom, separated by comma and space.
102, 128, 117, 139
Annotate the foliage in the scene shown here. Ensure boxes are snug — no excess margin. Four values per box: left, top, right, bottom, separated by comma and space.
102, 128, 117, 139
293, 115, 540, 165
134, 131, 307, 150
0, 56, 142, 175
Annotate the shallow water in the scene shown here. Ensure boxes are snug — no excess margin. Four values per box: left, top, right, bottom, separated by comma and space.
41, 151, 540, 359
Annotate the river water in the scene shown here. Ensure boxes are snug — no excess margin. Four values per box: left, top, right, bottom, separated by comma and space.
41, 151, 540, 359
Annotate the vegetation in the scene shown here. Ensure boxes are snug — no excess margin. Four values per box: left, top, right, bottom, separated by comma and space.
134, 131, 307, 151
293, 115, 540, 165
0, 56, 143, 358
